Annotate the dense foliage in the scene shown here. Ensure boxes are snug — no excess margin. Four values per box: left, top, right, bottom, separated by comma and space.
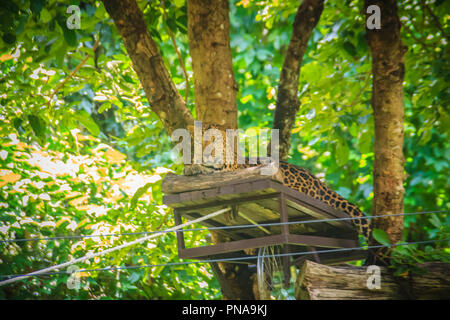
0, 0, 448, 299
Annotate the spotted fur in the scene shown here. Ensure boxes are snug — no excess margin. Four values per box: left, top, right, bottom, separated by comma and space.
222, 160, 371, 241
183, 123, 371, 242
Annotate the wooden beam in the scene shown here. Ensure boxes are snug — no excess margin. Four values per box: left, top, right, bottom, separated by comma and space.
291, 250, 367, 267
179, 235, 286, 259
295, 260, 450, 300
286, 234, 359, 249
161, 163, 283, 194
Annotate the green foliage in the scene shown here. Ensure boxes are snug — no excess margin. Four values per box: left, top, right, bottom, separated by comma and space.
372, 229, 391, 246
0, 0, 448, 299
389, 225, 450, 277
0, 133, 219, 299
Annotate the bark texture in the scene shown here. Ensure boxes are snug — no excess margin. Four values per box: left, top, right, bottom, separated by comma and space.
365, 0, 407, 250
102, 0, 193, 135
295, 260, 450, 300
272, 0, 324, 160
188, 0, 238, 130
187, 0, 252, 299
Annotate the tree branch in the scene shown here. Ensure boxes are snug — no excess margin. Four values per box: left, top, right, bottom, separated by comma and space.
422, 3, 448, 39
272, 0, 325, 160
48, 38, 100, 106
161, 1, 190, 104
102, 0, 193, 135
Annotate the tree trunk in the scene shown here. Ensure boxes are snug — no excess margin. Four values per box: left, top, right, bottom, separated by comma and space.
188, 0, 253, 300
365, 0, 407, 258
272, 0, 324, 160
188, 0, 238, 130
296, 260, 450, 300
102, 0, 193, 136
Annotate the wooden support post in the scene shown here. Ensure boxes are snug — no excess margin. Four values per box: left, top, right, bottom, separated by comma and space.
173, 210, 185, 256
279, 193, 291, 287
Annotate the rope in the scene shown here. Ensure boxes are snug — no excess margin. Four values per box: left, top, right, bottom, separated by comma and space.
1, 238, 448, 281
1, 210, 448, 244
0, 207, 231, 287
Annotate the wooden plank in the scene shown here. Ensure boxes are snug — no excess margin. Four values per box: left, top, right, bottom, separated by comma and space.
179, 234, 286, 259
238, 202, 280, 222
175, 192, 280, 212
163, 181, 277, 207
270, 180, 355, 223
286, 195, 354, 230
180, 212, 247, 241
286, 234, 359, 248
162, 163, 283, 194
179, 233, 359, 260
191, 208, 269, 240
291, 250, 367, 267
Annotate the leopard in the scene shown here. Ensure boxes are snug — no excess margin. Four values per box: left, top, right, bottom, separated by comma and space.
185, 161, 370, 240
182, 123, 387, 264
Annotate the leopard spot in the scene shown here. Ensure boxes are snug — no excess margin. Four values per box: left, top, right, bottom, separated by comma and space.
300, 173, 309, 179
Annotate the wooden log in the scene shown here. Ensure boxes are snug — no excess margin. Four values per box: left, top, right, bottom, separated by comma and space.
295, 260, 450, 300
161, 163, 283, 194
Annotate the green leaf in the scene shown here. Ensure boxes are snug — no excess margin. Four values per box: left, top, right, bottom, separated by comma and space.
30, 0, 45, 15
429, 214, 441, 229
2, 33, 16, 44
343, 41, 357, 57
40, 8, 52, 23
28, 115, 46, 141
130, 183, 152, 210
57, 17, 77, 47
128, 272, 140, 284
358, 130, 372, 154
13, 118, 23, 133
74, 110, 100, 136
173, 0, 185, 7
62, 27, 77, 47
372, 228, 391, 246
335, 139, 349, 166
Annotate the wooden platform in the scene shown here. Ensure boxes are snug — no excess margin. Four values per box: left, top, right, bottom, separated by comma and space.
162, 164, 367, 265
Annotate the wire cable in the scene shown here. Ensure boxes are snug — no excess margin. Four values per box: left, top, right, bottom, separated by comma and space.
1, 238, 448, 281
0, 207, 231, 287
1, 210, 448, 244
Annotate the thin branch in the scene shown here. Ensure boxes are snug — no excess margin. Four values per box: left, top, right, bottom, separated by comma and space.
348, 73, 371, 109
422, 3, 448, 39
404, 23, 439, 59
161, 1, 190, 104
47, 38, 100, 105
102, 0, 193, 135
272, 0, 325, 160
